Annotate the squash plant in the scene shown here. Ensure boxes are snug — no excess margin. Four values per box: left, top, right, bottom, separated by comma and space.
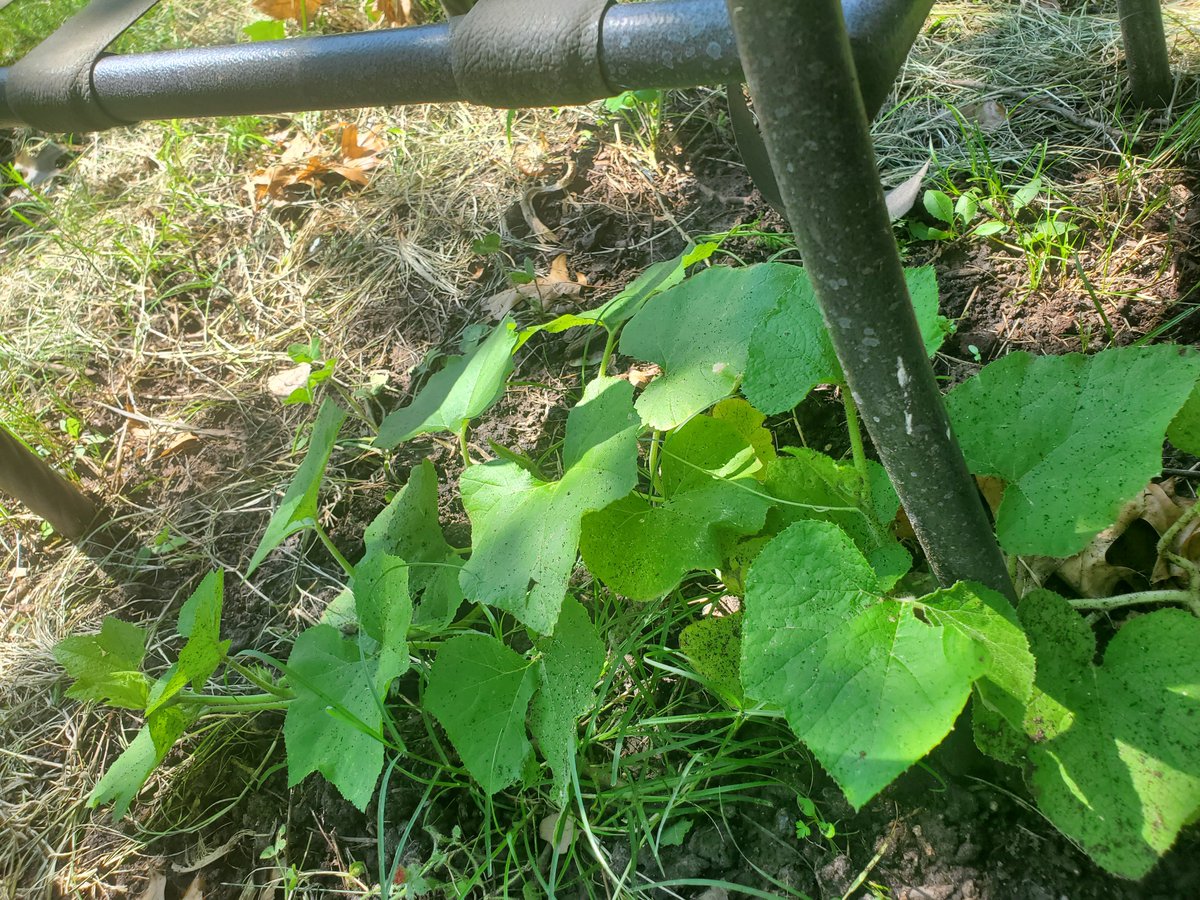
58, 248, 1200, 881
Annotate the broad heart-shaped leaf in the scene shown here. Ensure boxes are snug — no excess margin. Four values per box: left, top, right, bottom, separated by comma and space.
376, 319, 517, 448
946, 346, 1200, 557
247, 399, 347, 575
88, 706, 194, 819
579, 415, 771, 600
351, 550, 412, 680
284, 623, 399, 811
146, 571, 231, 715
619, 263, 792, 430
529, 597, 606, 806
425, 634, 537, 795
1009, 591, 1200, 879
680, 611, 743, 700
743, 266, 950, 415
460, 376, 640, 634
517, 243, 718, 348
762, 449, 910, 590
362, 460, 462, 630
1167, 378, 1200, 456
710, 397, 776, 471
55, 617, 150, 710
742, 520, 1030, 809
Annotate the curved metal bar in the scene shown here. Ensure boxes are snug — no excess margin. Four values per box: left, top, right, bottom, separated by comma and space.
0, 0, 922, 131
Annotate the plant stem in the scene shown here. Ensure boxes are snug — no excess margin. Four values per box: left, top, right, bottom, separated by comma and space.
178, 691, 291, 710
229, 660, 294, 699
840, 384, 873, 514
458, 422, 473, 467
646, 430, 664, 499
314, 522, 354, 576
1068, 589, 1200, 616
599, 329, 618, 378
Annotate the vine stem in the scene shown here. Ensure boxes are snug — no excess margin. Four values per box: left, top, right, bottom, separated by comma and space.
599, 329, 618, 378
228, 660, 293, 700
839, 383, 873, 514
1069, 589, 1200, 616
177, 691, 290, 710
314, 522, 354, 576
646, 430, 664, 499
457, 422, 473, 467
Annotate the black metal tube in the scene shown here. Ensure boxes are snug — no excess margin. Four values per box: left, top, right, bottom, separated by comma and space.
725, 0, 1014, 598
1117, 0, 1172, 106
0, 0, 919, 130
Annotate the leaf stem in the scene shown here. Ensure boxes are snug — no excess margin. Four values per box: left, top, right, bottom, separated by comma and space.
458, 422, 473, 467
599, 329, 619, 378
840, 383, 873, 514
177, 691, 291, 710
228, 660, 293, 699
1068, 589, 1200, 616
314, 522, 354, 576
646, 430, 664, 499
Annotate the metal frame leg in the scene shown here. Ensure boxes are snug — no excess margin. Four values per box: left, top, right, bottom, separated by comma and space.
1117, 0, 1173, 106
725, 0, 1013, 598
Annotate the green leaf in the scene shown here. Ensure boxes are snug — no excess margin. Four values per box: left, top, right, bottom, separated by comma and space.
762, 449, 909, 590
923, 189, 955, 225
679, 611, 742, 700
710, 397, 776, 470
460, 376, 640, 633
529, 597, 606, 805
247, 400, 347, 575
1012, 177, 1041, 211
425, 634, 537, 794
243, 18, 286, 41
742, 521, 1019, 808
518, 243, 717, 347
284, 624, 395, 810
88, 707, 194, 819
375, 320, 518, 448
620, 263, 788, 430
1168, 379, 1200, 456
971, 220, 1008, 237
743, 266, 949, 415
579, 415, 771, 599
954, 191, 978, 225
351, 550, 412, 680
1015, 591, 1200, 878
55, 617, 150, 710
146, 571, 231, 715
363, 460, 463, 629
946, 347, 1200, 556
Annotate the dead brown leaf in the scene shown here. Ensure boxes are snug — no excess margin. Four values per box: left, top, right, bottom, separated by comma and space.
959, 99, 1008, 132
248, 124, 388, 205
622, 363, 661, 389
180, 874, 205, 900
267, 363, 312, 398
137, 868, 167, 900
482, 254, 585, 320
539, 813, 576, 853
252, 0, 327, 22
375, 0, 422, 25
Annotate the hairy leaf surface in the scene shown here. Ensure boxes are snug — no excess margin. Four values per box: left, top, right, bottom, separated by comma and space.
425, 634, 537, 794
55, 617, 150, 710
529, 597, 606, 805
351, 550, 412, 680
460, 376, 640, 633
742, 521, 1030, 808
376, 319, 517, 447
362, 459, 462, 628
580, 415, 771, 599
247, 400, 346, 575
743, 266, 949, 414
947, 347, 1200, 557
88, 707, 194, 819
146, 571, 230, 715
620, 264, 791, 430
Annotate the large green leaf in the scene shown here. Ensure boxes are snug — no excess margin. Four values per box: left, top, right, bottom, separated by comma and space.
55, 617, 150, 710
146, 571, 230, 715
1012, 591, 1200, 879
362, 460, 462, 629
619, 264, 792, 430
1168, 379, 1200, 455
680, 611, 743, 700
742, 520, 1030, 808
247, 400, 347, 575
947, 347, 1200, 557
376, 319, 517, 448
460, 376, 640, 634
529, 597, 606, 805
579, 415, 771, 599
284, 624, 397, 810
88, 706, 194, 819
425, 634, 537, 794
351, 550, 412, 680
743, 266, 950, 415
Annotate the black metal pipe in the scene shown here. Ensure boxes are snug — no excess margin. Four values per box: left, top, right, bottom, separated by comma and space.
0, 0, 914, 130
1117, 0, 1172, 106
725, 0, 1014, 599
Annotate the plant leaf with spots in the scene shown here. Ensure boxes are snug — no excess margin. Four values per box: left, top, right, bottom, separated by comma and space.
680, 611, 742, 700
425, 634, 537, 794
579, 414, 771, 600
351, 550, 412, 680
375, 319, 518, 448
459, 376, 640, 634
946, 347, 1200, 557
1006, 591, 1200, 879
146, 571, 230, 715
742, 266, 949, 415
742, 520, 1029, 808
88, 707, 194, 819
247, 399, 347, 575
619, 263, 791, 430
284, 623, 399, 810
529, 597, 606, 805
363, 460, 462, 629
55, 617, 150, 710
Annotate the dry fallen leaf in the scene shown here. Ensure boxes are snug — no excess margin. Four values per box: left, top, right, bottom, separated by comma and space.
375, 0, 421, 25
622, 363, 662, 389
884, 160, 931, 222
248, 124, 388, 205
268, 363, 312, 398
253, 0, 327, 22
482, 254, 585, 320
539, 813, 575, 853
137, 868, 167, 900
180, 874, 205, 900
960, 99, 1008, 132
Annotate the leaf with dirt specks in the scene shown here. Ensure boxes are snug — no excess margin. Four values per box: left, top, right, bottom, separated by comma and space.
55, 617, 150, 710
